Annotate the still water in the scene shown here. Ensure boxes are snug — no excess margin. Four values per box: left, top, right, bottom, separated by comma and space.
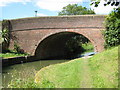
2, 59, 68, 88
2, 52, 95, 88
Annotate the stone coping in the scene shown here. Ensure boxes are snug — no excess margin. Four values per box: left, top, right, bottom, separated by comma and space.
5, 15, 107, 21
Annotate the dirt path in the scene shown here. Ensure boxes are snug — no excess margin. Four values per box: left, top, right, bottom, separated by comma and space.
80, 56, 92, 88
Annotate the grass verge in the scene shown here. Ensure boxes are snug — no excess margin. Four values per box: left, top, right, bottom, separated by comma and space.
0, 51, 28, 59
35, 46, 118, 88
8, 46, 118, 88
89, 46, 118, 88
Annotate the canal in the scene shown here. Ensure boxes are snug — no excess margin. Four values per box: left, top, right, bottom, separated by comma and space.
2, 52, 95, 88
2, 59, 68, 88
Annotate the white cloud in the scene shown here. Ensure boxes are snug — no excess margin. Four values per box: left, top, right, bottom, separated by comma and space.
37, 13, 48, 16
91, 0, 117, 15
0, 0, 83, 9
0, 0, 118, 15
35, 0, 83, 11
0, 0, 31, 6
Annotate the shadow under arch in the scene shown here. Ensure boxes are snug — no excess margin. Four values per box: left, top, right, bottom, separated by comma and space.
34, 31, 94, 60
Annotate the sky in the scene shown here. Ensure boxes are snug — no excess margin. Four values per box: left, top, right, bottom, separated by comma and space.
0, 0, 118, 20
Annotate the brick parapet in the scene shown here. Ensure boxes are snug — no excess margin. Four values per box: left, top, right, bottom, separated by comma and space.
9, 15, 106, 31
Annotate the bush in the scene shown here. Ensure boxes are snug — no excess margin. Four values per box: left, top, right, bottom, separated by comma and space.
2, 20, 11, 52
14, 42, 24, 54
65, 35, 86, 56
104, 8, 120, 48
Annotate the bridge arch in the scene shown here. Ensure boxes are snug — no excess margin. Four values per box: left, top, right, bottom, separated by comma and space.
34, 31, 96, 60
8, 15, 105, 57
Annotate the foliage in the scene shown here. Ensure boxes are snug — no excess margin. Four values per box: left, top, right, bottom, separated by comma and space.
91, 0, 120, 7
14, 42, 20, 52
58, 4, 94, 55
58, 4, 95, 15
1, 20, 11, 52
65, 35, 90, 58
1, 28, 10, 52
81, 42, 94, 53
2, 20, 10, 43
1, 28, 9, 44
104, 8, 120, 48
14, 42, 24, 54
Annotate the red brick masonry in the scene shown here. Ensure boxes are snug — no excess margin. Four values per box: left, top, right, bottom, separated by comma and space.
8, 15, 106, 59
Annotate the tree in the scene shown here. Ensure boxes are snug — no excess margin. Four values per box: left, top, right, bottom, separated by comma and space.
58, 4, 95, 15
58, 4, 94, 56
104, 7, 120, 48
65, 35, 86, 59
91, 0, 120, 48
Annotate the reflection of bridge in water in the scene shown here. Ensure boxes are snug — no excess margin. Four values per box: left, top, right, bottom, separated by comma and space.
6, 15, 105, 59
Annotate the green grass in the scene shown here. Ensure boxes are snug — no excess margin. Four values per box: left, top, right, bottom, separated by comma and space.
35, 46, 118, 88
0, 42, 93, 59
0, 51, 28, 59
8, 78, 40, 88
35, 59, 84, 88
8, 46, 118, 88
89, 46, 118, 88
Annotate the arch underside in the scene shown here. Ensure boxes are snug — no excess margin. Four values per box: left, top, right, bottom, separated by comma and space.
35, 32, 95, 60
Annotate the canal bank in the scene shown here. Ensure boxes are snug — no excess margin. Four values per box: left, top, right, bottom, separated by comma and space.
2, 56, 70, 67
2, 59, 68, 88
2, 56, 39, 67
2, 51, 96, 67
2, 46, 118, 88
2, 52, 96, 88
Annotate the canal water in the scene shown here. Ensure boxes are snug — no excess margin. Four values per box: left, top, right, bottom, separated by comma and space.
2, 59, 68, 88
2, 52, 95, 88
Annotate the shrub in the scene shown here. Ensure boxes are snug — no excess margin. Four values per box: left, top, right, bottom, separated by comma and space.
1, 20, 11, 52
14, 42, 24, 54
104, 8, 120, 48
1, 28, 9, 52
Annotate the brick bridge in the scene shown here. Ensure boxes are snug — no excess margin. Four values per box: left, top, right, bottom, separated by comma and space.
8, 15, 105, 59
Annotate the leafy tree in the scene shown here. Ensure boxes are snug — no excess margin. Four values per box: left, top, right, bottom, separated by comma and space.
104, 7, 120, 48
91, 0, 120, 48
58, 4, 94, 56
65, 35, 85, 58
58, 4, 95, 15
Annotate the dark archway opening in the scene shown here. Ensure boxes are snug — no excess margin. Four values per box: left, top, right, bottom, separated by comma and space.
35, 32, 94, 60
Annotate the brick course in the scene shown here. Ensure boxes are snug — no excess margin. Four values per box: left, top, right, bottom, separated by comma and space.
8, 15, 105, 59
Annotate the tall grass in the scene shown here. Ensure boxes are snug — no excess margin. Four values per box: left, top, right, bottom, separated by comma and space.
8, 78, 40, 88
